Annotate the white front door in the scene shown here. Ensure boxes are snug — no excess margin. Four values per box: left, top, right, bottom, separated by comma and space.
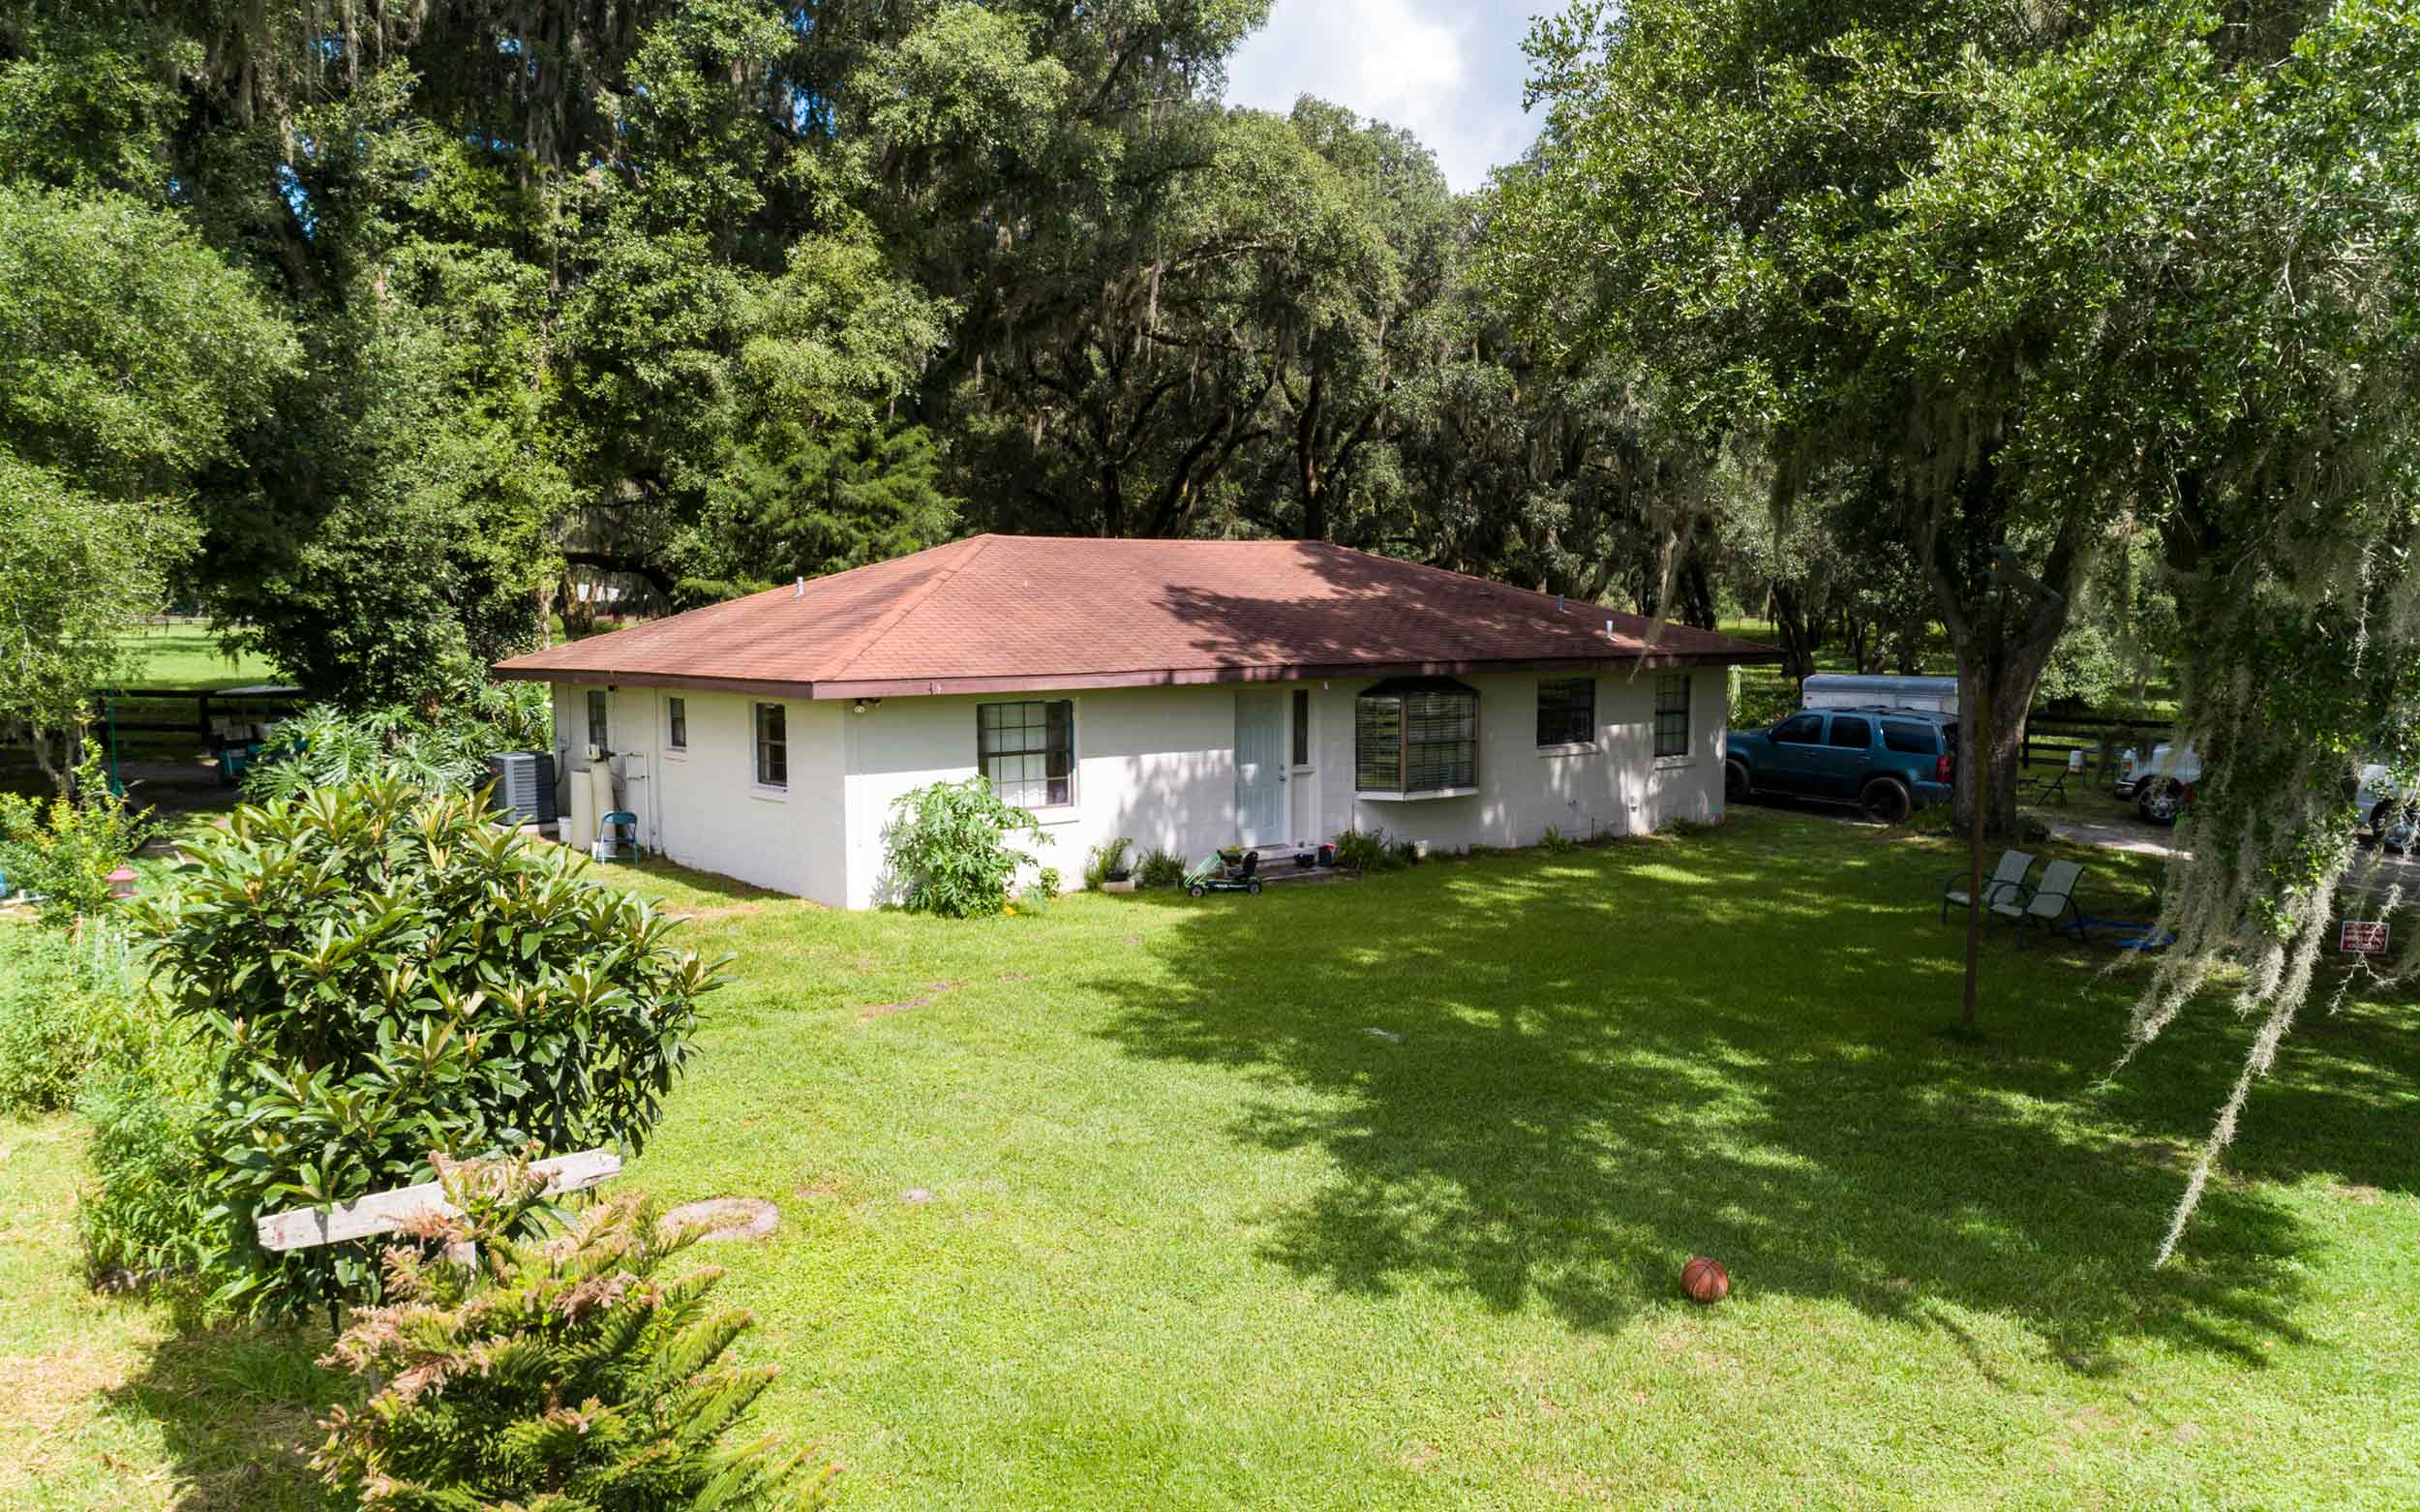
1235, 688, 1286, 846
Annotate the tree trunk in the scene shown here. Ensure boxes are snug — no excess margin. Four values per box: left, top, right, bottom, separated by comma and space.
1677, 556, 1717, 630
29, 723, 79, 799
1947, 604, 2068, 838
1894, 614, 1927, 675
1770, 582, 1826, 688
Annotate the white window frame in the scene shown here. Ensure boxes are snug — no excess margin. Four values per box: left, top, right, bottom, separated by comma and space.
752, 701, 789, 796
1535, 675, 1601, 757
977, 697, 1079, 812
1653, 672, 1694, 766
665, 694, 688, 757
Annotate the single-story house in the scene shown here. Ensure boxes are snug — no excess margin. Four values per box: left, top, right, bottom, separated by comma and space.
493, 535, 1783, 908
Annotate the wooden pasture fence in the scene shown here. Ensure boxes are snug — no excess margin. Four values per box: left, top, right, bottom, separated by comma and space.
2021, 711, 2173, 779
102, 686, 305, 750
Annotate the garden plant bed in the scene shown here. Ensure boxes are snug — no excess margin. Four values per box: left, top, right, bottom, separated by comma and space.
3, 810, 2415, 1508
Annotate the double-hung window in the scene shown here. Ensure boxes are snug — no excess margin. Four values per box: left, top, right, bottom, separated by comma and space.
1356, 678, 1478, 795
587, 689, 609, 752
979, 700, 1074, 808
754, 703, 788, 788
666, 696, 688, 752
1536, 677, 1596, 748
1653, 674, 1692, 759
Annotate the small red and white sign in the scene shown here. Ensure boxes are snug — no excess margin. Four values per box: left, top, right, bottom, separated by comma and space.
2340, 921, 2392, 955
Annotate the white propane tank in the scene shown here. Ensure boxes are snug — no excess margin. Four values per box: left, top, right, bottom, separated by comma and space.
587, 749, 616, 826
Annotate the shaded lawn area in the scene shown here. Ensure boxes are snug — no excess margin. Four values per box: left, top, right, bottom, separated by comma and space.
4, 810, 2416, 1508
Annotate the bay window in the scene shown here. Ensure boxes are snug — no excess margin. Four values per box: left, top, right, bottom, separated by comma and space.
1355, 678, 1478, 796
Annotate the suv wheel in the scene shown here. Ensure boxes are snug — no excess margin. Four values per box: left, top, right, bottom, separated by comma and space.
2375, 801, 2415, 851
2138, 777, 2185, 826
1725, 760, 1751, 802
1860, 779, 1912, 824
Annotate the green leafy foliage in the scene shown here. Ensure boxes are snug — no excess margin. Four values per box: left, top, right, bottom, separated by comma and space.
240, 680, 553, 803
0, 456, 197, 783
0, 182, 296, 495
1332, 827, 1402, 873
1083, 836, 1134, 889
130, 779, 726, 1321
74, 953, 218, 1293
0, 735, 150, 925
0, 921, 132, 1112
315, 1180, 824, 1511
1135, 848, 1188, 889
0, 914, 215, 1293
882, 777, 1045, 919
675, 422, 959, 604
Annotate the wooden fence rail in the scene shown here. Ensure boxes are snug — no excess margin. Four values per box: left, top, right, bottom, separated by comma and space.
2021, 711, 2175, 773
96, 686, 304, 746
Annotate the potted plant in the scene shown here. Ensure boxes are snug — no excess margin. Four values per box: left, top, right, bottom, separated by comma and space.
1091, 836, 1138, 893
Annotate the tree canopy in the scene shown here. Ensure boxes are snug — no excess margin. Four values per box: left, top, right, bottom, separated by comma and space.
1494, 0, 2420, 1253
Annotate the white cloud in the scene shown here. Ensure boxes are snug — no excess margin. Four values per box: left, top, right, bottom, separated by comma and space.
1222, 0, 1544, 194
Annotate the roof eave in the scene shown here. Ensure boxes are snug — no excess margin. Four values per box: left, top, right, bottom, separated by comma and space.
492, 648, 1786, 700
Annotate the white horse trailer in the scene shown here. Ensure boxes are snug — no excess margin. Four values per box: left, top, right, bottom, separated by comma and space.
1800, 674, 1960, 716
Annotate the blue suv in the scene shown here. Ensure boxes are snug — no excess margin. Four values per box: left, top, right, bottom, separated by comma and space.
1725, 707, 1957, 822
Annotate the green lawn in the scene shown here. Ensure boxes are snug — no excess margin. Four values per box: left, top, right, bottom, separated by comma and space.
4, 810, 2416, 1508
1, 623, 282, 799
107, 621, 282, 693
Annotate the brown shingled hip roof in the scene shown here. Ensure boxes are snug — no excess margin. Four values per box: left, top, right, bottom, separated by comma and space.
495, 535, 1784, 699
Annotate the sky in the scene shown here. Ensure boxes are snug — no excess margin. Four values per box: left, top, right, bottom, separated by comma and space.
1221, 0, 1549, 195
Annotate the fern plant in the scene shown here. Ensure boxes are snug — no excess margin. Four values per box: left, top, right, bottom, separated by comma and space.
316, 1185, 825, 1510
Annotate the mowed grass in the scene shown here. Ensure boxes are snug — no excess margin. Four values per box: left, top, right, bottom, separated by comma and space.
0, 623, 282, 799
4, 810, 2417, 1508
108, 622, 283, 693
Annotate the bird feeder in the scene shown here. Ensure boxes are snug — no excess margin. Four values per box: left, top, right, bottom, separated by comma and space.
106, 866, 138, 900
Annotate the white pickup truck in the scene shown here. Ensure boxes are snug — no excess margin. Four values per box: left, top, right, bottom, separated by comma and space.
2116, 742, 2412, 845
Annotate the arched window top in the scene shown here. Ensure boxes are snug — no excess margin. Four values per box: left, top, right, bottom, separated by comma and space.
1356, 678, 1478, 796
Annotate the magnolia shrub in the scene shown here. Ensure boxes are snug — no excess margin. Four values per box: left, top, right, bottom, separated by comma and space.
134, 778, 725, 1321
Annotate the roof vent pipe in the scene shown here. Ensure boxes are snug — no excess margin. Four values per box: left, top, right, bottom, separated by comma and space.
795, 576, 804, 598
1558, 594, 1566, 613
1604, 619, 1614, 639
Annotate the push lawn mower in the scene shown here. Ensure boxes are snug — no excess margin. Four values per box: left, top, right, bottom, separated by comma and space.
1184, 848, 1262, 897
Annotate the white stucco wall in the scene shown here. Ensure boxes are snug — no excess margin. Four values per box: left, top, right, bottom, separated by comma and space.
539, 666, 1730, 909
838, 684, 1249, 910
1310, 667, 1727, 852
552, 683, 845, 904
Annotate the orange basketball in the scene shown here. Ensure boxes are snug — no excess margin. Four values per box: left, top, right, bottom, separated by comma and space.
1681, 1255, 1730, 1304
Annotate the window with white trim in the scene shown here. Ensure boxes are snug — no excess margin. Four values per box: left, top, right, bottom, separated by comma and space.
979, 700, 1074, 808
667, 696, 688, 751
754, 702, 788, 788
1356, 678, 1477, 793
1536, 677, 1596, 747
1653, 674, 1691, 759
